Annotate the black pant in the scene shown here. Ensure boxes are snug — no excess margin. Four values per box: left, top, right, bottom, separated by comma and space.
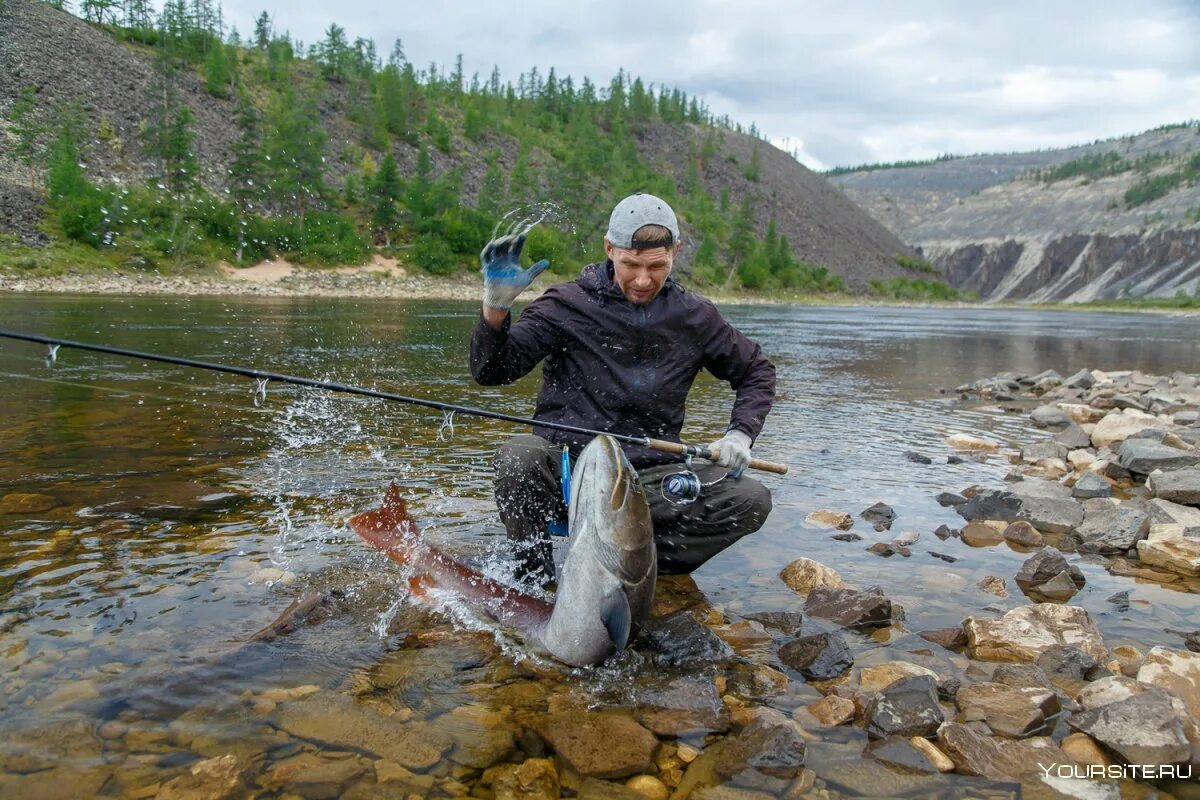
493, 434, 773, 580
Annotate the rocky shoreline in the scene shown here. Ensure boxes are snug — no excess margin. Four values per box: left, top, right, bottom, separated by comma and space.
2, 367, 1199, 800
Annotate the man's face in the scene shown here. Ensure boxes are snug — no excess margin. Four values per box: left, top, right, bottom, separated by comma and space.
605, 239, 681, 305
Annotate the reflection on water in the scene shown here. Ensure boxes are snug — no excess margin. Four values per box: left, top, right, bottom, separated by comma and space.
1, 296, 1198, 797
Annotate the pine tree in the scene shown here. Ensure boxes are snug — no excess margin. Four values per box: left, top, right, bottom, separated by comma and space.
46, 109, 89, 202
266, 84, 326, 227
203, 40, 232, 96
11, 86, 43, 189
253, 10, 270, 48
370, 153, 402, 245
142, 47, 197, 198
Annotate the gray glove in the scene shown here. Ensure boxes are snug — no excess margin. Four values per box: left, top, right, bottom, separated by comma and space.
709, 430, 752, 478
481, 234, 550, 311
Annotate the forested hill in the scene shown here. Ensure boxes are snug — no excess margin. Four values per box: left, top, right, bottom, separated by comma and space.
0, 0, 924, 294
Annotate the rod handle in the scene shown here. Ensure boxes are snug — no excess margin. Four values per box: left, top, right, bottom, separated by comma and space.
646, 438, 789, 475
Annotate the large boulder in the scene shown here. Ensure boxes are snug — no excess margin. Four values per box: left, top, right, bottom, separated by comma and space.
1014, 548, 1085, 602
803, 586, 898, 629
1030, 406, 1072, 429
1071, 500, 1150, 555
1136, 525, 1200, 576
863, 675, 944, 739
1142, 498, 1200, 537
1137, 647, 1200, 725
936, 723, 1071, 781
964, 604, 1106, 663
1148, 468, 1200, 506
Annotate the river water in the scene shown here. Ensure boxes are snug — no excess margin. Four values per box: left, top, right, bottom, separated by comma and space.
1, 295, 1198, 798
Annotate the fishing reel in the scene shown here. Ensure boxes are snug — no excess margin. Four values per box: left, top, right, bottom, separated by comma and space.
659, 455, 726, 506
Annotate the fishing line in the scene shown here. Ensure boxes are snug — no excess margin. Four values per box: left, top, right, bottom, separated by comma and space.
0, 330, 789, 475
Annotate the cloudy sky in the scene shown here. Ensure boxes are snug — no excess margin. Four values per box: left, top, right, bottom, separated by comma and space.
221, 0, 1200, 170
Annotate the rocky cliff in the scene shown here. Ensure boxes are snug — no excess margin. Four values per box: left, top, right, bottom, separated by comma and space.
830, 127, 1200, 301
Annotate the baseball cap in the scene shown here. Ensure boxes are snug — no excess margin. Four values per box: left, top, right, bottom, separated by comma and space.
606, 193, 680, 250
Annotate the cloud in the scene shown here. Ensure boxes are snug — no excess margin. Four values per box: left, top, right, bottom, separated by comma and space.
220, 0, 1200, 169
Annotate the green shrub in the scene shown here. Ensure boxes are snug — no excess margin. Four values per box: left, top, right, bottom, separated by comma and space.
411, 234, 458, 274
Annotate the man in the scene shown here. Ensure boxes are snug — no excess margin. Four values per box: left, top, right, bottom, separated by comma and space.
471, 193, 775, 584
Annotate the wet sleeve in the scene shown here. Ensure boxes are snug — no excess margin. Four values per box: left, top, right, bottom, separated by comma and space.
701, 306, 776, 443
470, 295, 562, 385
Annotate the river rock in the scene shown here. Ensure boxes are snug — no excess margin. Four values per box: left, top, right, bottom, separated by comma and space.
803, 586, 897, 629
936, 492, 967, 507
1090, 409, 1170, 448
892, 529, 920, 547
860, 502, 896, 531
936, 723, 1071, 781
440, 705, 516, 769
1143, 497, 1200, 536
714, 709, 806, 780
1068, 448, 1098, 471
635, 678, 730, 738
1003, 521, 1044, 548
1037, 645, 1104, 685
1117, 438, 1200, 476
1137, 647, 1200, 724
1071, 500, 1150, 554
1136, 525, 1200, 576
778, 632, 853, 680
483, 758, 559, 800
641, 611, 735, 668
859, 662, 938, 695
624, 775, 668, 800
961, 520, 1005, 547
268, 753, 366, 800
741, 611, 804, 636
863, 675, 944, 739
1053, 424, 1093, 450
273, 695, 452, 770
803, 741, 947, 796
964, 604, 1106, 663
954, 683, 1060, 738
947, 433, 1001, 452
1067, 688, 1193, 765
977, 576, 1009, 598
1148, 468, 1200, 505
957, 489, 1083, 534
1014, 548, 1085, 599
535, 711, 656, 779
1062, 369, 1096, 390
804, 510, 853, 530
804, 695, 855, 726
1070, 472, 1112, 500
1031, 406, 1072, 429
0, 493, 61, 514
577, 778, 648, 799
918, 627, 968, 650
905, 451, 933, 464
778, 558, 844, 596
1060, 403, 1106, 424
1021, 440, 1069, 463
863, 736, 940, 774
158, 754, 252, 800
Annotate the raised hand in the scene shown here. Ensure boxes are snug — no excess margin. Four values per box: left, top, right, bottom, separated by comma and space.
481, 234, 550, 311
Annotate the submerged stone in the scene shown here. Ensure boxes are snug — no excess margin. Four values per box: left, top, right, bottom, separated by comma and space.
803, 586, 897, 629
863, 675, 944, 739
778, 632, 853, 681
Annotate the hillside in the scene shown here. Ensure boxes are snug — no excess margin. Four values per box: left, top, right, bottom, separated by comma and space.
0, 0, 919, 294
830, 126, 1200, 302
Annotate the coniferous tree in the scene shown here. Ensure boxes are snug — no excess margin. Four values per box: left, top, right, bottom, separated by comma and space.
10, 86, 43, 189
203, 40, 232, 95
253, 11, 271, 48
370, 153, 402, 245
142, 46, 197, 199
477, 152, 507, 219
266, 84, 326, 227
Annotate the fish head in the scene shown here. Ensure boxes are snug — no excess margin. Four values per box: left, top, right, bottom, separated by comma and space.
569, 435, 654, 560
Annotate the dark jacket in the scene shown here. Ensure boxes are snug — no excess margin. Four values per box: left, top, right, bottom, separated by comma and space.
471, 261, 776, 467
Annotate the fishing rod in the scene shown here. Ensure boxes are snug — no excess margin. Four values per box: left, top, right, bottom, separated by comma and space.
0, 330, 788, 475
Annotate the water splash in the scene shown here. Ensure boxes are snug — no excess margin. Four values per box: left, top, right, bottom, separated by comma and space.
490, 201, 579, 244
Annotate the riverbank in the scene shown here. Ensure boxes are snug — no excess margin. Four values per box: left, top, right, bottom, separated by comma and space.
2, 258, 1198, 315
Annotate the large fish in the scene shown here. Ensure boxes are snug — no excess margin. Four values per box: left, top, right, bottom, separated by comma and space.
349, 435, 656, 666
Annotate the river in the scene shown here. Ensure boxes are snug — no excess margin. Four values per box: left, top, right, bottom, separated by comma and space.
1, 295, 1198, 798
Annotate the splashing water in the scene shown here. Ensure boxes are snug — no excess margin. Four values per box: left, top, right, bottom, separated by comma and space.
490, 201, 580, 245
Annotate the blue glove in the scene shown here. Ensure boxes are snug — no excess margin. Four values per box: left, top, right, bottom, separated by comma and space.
481, 234, 550, 311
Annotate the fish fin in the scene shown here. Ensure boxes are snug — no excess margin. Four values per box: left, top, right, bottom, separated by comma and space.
600, 588, 632, 651
349, 482, 419, 563
407, 574, 435, 605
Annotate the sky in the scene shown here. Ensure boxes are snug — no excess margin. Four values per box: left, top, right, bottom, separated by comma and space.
219, 0, 1200, 170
